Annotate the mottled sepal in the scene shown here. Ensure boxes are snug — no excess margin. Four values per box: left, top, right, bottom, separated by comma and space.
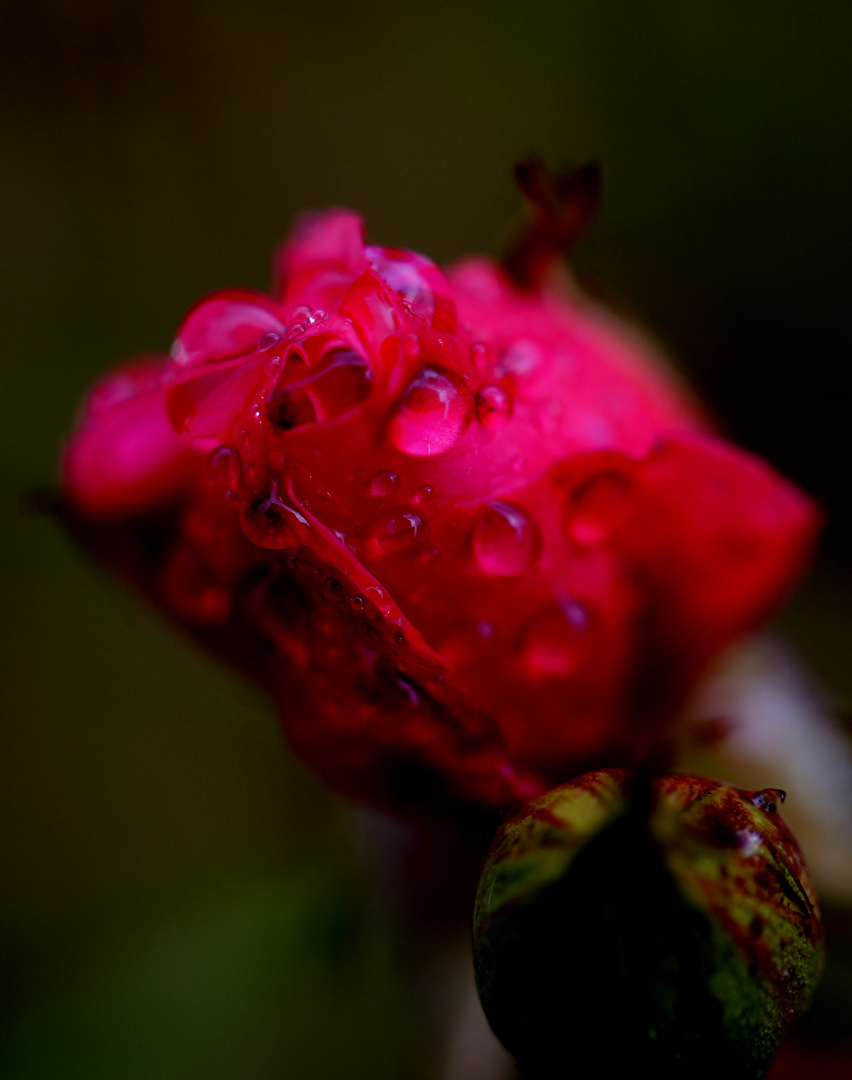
472, 770, 824, 1079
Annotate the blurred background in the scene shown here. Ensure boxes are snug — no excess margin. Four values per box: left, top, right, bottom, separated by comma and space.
2, 1, 852, 1076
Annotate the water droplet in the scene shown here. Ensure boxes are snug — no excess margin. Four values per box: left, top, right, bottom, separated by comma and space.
387, 367, 473, 457
471, 341, 491, 370
369, 471, 399, 497
258, 331, 281, 350
750, 789, 786, 814
322, 576, 344, 603
475, 384, 512, 429
349, 594, 365, 611
241, 482, 309, 549
522, 601, 591, 676
207, 445, 242, 494
403, 333, 420, 357
472, 501, 541, 576
372, 511, 424, 555
496, 339, 540, 379
364, 584, 390, 615
264, 355, 282, 379
565, 471, 632, 545
290, 304, 313, 323
366, 245, 457, 330
413, 485, 434, 504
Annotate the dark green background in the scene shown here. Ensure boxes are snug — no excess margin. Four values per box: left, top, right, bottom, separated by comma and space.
2, 2, 852, 1076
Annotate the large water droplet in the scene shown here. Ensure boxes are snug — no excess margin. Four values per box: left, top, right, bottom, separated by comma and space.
472, 502, 541, 576
522, 601, 591, 676
564, 471, 632, 545
387, 367, 473, 457
475, 384, 512, 429
241, 482, 309, 549
268, 347, 371, 429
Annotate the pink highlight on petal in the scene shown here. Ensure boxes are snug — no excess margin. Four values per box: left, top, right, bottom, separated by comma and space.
173, 289, 285, 366
64, 358, 196, 516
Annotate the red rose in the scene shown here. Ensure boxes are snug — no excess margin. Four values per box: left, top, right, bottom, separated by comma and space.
62, 206, 817, 818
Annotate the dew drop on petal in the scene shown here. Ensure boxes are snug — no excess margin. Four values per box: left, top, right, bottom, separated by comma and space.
366, 245, 457, 330
564, 471, 632, 545
321, 576, 344, 603
475, 384, 512, 429
369, 471, 399, 497
386, 367, 473, 457
372, 510, 424, 555
241, 482, 308, 549
471, 341, 491, 370
522, 601, 591, 676
413, 485, 434, 505
207, 445, 242, 495
349, 594, 365, 611
472, 502, 541, 577
264, 355, 282, 379
496, 339, 540, 379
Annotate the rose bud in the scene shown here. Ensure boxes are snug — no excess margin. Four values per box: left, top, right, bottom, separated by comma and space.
61, 175, 817, 822
472, 771, 824, 1079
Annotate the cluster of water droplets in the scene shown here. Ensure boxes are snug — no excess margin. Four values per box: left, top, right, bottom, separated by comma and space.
284, 304, 328, 342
